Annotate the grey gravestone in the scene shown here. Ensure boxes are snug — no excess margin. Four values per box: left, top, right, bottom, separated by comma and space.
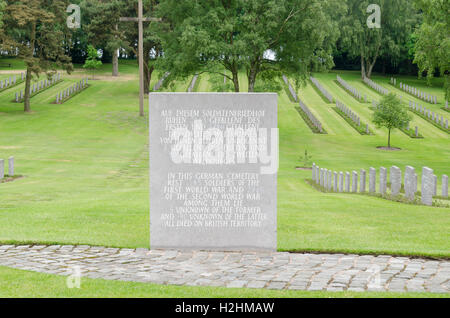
149, 93, 278, 251
369, 168, 376, 193
339, 172, 343, 193
312, 163, 316, 182
333, 171, 338, 192
404, 166, 415, 201
443, 175, 448, 198
360, 169, 366, 193
8, 157, 14, 176
421, 167, 434, 206
432, 175, 437, 196
380, 167, 387, 195
323, 169, 327, 189
320, 168, 324, 187
316, 166, 320, 185
0, 159, 4, 179
352, 171, 358, 193
328, 170, 332, 191
390, 166, 402, 196
345, 172, 350, 192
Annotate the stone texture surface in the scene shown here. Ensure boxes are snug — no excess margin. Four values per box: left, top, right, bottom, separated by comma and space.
0, 245, 448, 294
390, 166, 402, 196
443, 175, 448, 198
380, 167, 387, 195
404, 166, 416, 201
369, 168, 376, 193
422, 167, 434, 206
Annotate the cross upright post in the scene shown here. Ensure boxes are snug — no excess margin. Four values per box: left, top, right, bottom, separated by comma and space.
120, 0, 161, 117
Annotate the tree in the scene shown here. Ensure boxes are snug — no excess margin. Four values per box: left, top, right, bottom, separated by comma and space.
155, 0, 344, 92
81, 0, 125, 77
83, 45, 102, 79
0, 0, 73, 112
339, 0, 416, 79
0, 0, 5, 30
413, 0, 450, 100
372, 94, 411, 148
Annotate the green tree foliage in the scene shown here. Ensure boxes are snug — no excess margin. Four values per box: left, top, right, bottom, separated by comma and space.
372, 93, 411, 148
340, 0, 417, 79
81, 0, 125, 76
155, 0, 344, 92
83, 45, 102, 79
413, 0, 450, 100
0, 0, 5, 30
0, 0, 74, 112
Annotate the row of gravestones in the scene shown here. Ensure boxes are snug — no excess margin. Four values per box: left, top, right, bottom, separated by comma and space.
298, 97, 324, 133
391, 78, 438, 104
56, 78, 89, 104
337, 75, 366, 102
187, 74, 198, 93
312, 163, 448, 206
372, 100, 420, 137
1, 72, 26, 90
153, 72, 170, 91
15, 73, 61, 103
363, 75, 389, 95
0, 157, 14, 179
282, 75, 298, 102
310, 76, 333, 103
336, 99, 370, 134
409, 101, 449, 130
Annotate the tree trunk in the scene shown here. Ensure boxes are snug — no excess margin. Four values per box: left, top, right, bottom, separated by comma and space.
367, 59, 377, 78
231, 69, 240, 92
388, 128, 391, 148
361, 55, 366, 79
23, 67, 32, 113
112, 49, 119, 77
248, 69, 257, 93
143, 44, 151, 94
112, 24, 119, 77
24, 21, 36, 113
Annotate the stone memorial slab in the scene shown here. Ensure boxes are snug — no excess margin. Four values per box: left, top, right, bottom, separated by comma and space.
421, 167, 434, 206
432, 175, 437, 196
333, 171, 338, 192
8, 157, 14, 176
404, 166, 415, 201
443, 175, 448, 198
0, 159, 4, 179
360, 169, 366, 193
352, 171, 358, 193
345, 172, 350, 192
390, 166, 402, 196
369, 168, 376, 193
380, 167, 387, 195
149, 93, 278, 251
339, 172, 343, 193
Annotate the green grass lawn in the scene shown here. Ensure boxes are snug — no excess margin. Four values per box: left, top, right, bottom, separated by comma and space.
0, 59, 449, 297
0, 266, 447, 298
0, 60, 448, 258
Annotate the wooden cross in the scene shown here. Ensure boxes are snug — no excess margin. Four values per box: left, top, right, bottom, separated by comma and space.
120, 0, 161, 117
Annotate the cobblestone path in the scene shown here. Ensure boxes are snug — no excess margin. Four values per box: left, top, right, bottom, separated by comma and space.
0, 245, 448, 293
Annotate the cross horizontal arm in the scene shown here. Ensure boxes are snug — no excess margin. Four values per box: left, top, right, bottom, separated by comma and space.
119, 17, 162, 22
